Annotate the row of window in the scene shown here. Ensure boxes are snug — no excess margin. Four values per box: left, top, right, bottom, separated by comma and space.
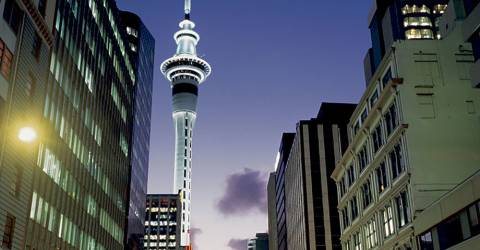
405, 29, 434, 40
339, 140, 406, 225
29, 192, 107, 249
342, 191, 412, 250
87, 0, 135, 83
339, 104, 401, 198
419, 200, 480, 250
353, 68, 394, 138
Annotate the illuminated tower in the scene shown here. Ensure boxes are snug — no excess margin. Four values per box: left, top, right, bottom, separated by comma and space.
160, 0, 211, 246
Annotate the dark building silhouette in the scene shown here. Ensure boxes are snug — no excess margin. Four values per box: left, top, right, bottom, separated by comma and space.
283, 103, 355, 249
120, 10, 155, 250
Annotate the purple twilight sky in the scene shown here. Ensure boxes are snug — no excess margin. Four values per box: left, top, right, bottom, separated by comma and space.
116, 0, 372, 249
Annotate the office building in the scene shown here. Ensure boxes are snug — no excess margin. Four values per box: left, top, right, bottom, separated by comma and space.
0, 0, 138, 249
284, 103, 355, 250
120, 10, 155, 250
248, 233, 269, 250
160, 0, 212, 247
364, 0, 449, 83
267, 172, 277, 250
331, 3, 480, 248
273, 133, 295, 250
144, 194, 180, 250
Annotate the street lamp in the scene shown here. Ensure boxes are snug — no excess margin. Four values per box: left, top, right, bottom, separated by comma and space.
18, 126, 37, 143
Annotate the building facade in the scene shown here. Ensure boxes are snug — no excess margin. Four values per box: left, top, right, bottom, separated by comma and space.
364, 0, 449, 84
120, 10, 155, 250
144, 194, 180, 250
332, 3, 480, 249
0, 0, 138, 249
267, 172, 278, 250
248, 233, 269, 250
273, 133, 295, 250
414, 171, 480, 250
284, 103, 355, 250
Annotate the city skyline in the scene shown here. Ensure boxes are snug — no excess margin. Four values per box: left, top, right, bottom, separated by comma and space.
0, 0, 479, 249
117, 0, 370, 249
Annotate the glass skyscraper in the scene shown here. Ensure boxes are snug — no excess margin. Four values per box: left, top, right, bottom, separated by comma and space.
120, 10, 155, 250
0, 0, 139, 249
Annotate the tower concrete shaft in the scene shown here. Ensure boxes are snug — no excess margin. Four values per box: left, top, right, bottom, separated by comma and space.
160, 0, 211, 246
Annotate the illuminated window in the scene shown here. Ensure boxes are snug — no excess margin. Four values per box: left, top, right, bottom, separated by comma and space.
405, 29, 433, 39
403, 16, 432, 27
365, 219, 377, 249
383, 205, 395, 238
376, 162, 388, 193
402, 4, 431, 14
433, 4, 448, 14
130, 43, 137, 52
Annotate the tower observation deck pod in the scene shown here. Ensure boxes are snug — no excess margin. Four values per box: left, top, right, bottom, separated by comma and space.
160, 0, 211, 247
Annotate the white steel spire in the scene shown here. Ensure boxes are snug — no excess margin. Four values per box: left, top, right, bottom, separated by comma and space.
185, 0, 191, 15
160, 0, 211, 247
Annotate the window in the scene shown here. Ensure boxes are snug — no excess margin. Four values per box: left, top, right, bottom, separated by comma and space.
362, 179, 372, 208
376, 162, 389, 193
419, 231, 434, 250
353, 231, 362, 250
350, 196, 358, 220
32, 33, 42, 61
468, 201, 480, 235
372, 125, 384, 152
390, 143, 405, 179
402, 4, 431, 14
385, 103, 398, 135
339, 178, 346, 197
405, 29, 434, 39
365, 219, 377, 249
10, 166, 23, 196
383, 205, 394, 238
437, 214, 464, 249
342, 208, 350, 230
382, 68, 392, 87
0, 39, 13, 79
358, 146, 369, 173
403, 16, 432, 27
361, 108, 368, 123
38, 0, 47, 17
347, 166, 355, 187
433, 4, 448, 14
369, 89, 379, 108
396, 191, 411, 227
2, 214, 15, 249
3, 0, 23, 34
130, 43, 137, 52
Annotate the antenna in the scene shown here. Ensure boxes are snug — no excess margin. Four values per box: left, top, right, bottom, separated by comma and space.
184, 0, 191, 19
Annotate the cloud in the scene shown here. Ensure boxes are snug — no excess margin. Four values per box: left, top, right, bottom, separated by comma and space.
227, 238, 249, 250
216, 168, 267, 216
191, 227, 202, 250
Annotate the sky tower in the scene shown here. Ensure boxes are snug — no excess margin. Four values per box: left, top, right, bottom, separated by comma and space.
160, 0, 212, 247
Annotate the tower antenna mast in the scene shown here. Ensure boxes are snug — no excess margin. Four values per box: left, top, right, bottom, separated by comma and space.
184, 0, 191, 19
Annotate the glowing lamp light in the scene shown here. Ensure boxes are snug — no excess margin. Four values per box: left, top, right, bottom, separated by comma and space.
18, 127, 37, 143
